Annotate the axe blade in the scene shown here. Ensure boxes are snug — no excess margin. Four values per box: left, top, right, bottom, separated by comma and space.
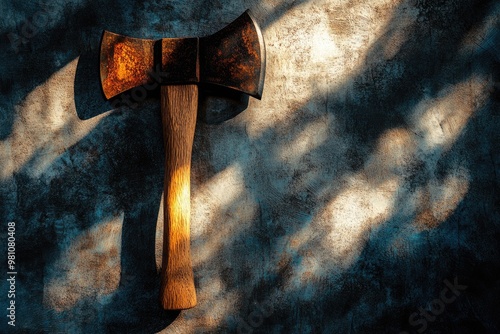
200, 10, 266, 99
100, 10, 265, 100
100, 31, 155, 99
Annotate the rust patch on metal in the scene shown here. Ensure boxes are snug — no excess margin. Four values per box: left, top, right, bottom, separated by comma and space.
200, 10, 265, 99
100, 31, 155, 99
100, 10, 265, 100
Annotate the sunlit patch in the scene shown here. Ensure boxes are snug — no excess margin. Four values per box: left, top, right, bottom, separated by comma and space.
155, 194, 164, 271
319, 176, 399, 268
411, 76, 490, 151
310, 22, 341, 61
44, 213, 124, 311
0, 58, 109, 180
167, 290, 240, 333
364, 127, 417, 180
278, 114, 333, 163
191, 206, 257, 270
284, 237, 322, 292
381, 27, 410, 60
158, 163, 257, 269
415, 170, 470, 230
247, 0, 412, 139
196, 163, 246, 212
190, 163, 246, 238
314, 118, 462, 269
460, 3, 500, 57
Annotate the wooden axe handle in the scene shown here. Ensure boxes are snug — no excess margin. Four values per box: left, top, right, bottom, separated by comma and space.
160, 84, 197, 310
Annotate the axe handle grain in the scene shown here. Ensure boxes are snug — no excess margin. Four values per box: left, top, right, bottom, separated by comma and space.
160, 84, 198, 310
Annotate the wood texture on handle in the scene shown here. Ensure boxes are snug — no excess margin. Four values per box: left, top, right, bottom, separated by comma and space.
160, 84, 198, 310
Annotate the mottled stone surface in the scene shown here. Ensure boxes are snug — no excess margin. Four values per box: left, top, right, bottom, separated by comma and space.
1, 0, 499, 333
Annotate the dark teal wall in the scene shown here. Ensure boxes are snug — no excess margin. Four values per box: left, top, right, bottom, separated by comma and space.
1, 0, 499, 333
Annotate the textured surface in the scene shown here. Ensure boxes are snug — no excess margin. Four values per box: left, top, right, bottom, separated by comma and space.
1, 0, 499, 333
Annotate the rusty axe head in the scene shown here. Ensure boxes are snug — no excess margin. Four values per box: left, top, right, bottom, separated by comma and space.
100, 10, 265, 101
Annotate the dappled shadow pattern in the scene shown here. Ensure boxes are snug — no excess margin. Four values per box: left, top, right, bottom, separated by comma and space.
188, 0, 500, 332
1, 0, 499, 333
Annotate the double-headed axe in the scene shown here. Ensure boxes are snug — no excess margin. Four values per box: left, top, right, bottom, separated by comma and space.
100, 11, 265, 310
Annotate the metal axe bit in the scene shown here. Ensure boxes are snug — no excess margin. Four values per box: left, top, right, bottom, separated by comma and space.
99, 10, 266, 310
